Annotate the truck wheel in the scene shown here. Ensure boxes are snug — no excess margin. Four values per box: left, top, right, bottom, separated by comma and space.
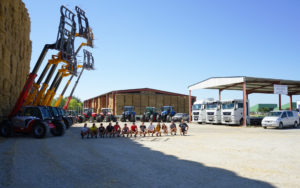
51, 121, 66, 136
239, 119, 243, 125
279, 122, 283, 129
0, 121, 12, 137
294, 121, 298, 128
33, 122, 47, 138
78, 116, 83, 123
130, 116, 135, 122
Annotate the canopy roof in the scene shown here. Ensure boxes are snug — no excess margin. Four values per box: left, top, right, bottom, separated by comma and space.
188, 76, 300, 95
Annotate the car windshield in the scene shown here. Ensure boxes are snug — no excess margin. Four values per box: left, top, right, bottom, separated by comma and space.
207, 103, 218, 110
192, 104, 201, 110
163, 107, 172, 111
175, 113, 183, 117
102, 109, 111, 113
222, 103, 234, 109
268, 111, 282, 117
40, 107, 52, 119
146, 108, 154, 112
124, 107, 133, 111
84, 108, 92, 113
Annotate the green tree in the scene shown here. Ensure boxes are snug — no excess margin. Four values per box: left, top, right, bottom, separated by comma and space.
51, 96, 82, 112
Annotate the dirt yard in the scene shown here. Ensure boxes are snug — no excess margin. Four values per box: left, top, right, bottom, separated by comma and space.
0, 122, 299, 188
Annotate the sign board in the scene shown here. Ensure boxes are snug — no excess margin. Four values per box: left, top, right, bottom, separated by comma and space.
274, 84, 288, 95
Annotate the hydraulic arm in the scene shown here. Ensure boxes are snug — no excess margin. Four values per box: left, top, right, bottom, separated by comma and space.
64, 49, 94, 110
54, 6, 94, 107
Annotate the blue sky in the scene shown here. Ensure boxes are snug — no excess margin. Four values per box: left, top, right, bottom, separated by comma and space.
23, 0, 300, 106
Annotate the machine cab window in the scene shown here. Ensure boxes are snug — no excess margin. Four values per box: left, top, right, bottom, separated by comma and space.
24, 107, 42, 119
281, 112, 287, 118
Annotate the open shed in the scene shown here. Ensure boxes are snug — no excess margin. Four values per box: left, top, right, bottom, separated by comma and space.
188, 76, 300, 125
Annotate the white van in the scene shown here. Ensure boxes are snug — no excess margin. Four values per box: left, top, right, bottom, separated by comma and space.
262, 110, 299, 129
206, 100, 221, 124
221, 99, 249, 125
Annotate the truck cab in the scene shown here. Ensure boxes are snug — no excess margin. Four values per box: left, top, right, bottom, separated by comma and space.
205, 100, 221, 124
221, 99, 249, 125
192, 100, 207, 123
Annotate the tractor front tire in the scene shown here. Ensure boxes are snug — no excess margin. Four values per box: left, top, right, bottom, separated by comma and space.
0, 121, 12, 137
120, 116, 125, 122
51, 122, 66, 136
32, 122, 48, 138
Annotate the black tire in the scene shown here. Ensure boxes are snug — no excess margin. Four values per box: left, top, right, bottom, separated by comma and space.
105, 116, 110, 122
96, 116, 101, 122
120, 115, 125, 122
32, 122, 48, 138
63, 118, 71, 129
279, 122, 283, 129
141, 115, 145, 122
240, 119, 243, 125
157, 115, 161, 122
166, 115, 171, 122
130, 116, 135, 122
294, 121, 298, 128
78, 116, 83, 123
150, 115, 154, 122
263, 126, 267, 129
0, 121, 12, 137
112, 116, 117, 122
51, 121, 66, 136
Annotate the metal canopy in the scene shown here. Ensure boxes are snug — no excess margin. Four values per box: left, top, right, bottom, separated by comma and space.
188, 76, 300, 95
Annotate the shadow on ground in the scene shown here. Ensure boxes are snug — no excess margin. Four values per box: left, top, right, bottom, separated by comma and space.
0, 126, 276, 188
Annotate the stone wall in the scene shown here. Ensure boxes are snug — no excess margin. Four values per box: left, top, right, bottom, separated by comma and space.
0, 0, 31, 120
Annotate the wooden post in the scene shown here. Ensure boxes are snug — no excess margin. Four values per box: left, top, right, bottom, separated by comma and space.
113, 92, 116, 115
279, 94, 282, 110
189, 90, 191, 123
243, 82, 246, 126
289, 95, 293, 110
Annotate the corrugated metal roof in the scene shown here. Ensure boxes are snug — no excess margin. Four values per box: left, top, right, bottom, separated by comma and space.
188, 76, 300, 95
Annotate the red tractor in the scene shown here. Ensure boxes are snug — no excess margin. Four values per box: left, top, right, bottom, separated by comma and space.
77, 108, 97, 123
96, 108, 117, 122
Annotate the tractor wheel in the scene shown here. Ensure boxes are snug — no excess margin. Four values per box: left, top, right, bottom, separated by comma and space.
96, 116, 101, 122
157, 115, 161, 122
32, 122, 48, 138
51, 121, 66, 136
78, 116, 83, 123
0, 121, 12, 137
105, 116, 110, 122
63, 118, 71, 129
150, 115, 154, 122
166, 115, 171, 122
130, 116, 135, 122
112, 116, 117, 122
141, 115, 145, 122
120, 116, 125, 122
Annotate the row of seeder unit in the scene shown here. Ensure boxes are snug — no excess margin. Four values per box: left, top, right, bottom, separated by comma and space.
0, 5, 95, 138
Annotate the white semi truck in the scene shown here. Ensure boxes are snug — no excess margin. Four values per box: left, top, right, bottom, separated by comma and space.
206, 100, 222, 124
221, 99, 250, 125
192, 99, 208, 123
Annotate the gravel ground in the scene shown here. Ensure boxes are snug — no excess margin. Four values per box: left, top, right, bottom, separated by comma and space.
0, 122, 299, 188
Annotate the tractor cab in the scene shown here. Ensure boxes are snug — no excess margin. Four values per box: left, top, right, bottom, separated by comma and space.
160, 106, 176, 122
121, 106, 135, 122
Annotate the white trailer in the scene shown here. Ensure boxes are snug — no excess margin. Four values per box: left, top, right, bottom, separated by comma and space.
221, 99, 250, 125
192, 99, 211, 123
205, 100, 222, 124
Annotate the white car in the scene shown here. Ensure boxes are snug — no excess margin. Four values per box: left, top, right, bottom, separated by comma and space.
262, 110, 299, 129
